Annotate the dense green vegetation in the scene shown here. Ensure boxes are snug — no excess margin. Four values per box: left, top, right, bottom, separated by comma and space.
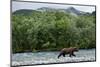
12, 9, 96, 53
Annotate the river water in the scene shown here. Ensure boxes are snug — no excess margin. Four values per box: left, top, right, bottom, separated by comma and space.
12, 49, 96, 66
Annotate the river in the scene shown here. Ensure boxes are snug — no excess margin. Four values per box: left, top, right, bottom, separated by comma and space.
12, 49, 96, 66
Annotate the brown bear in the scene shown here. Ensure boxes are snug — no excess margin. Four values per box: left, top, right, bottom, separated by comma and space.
58, 47, 79, 58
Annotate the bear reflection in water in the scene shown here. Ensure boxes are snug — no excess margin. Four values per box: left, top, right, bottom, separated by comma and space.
58, 47, 79, 58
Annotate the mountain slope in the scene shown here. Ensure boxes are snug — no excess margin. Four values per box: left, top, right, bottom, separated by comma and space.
13, 7, 93, 16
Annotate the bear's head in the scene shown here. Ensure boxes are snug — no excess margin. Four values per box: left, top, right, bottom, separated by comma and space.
73, 47, 79, 52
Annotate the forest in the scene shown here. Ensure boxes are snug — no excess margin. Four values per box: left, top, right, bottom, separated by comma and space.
12, 8, 96, 53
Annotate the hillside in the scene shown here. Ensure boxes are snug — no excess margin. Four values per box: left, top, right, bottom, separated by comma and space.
12, 7, 96, 53
13, 7, 93, 16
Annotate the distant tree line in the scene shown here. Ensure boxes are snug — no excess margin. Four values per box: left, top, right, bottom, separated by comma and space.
12, 10, 96, 53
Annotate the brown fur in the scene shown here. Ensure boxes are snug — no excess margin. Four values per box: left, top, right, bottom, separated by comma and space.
58, 47, 79, 58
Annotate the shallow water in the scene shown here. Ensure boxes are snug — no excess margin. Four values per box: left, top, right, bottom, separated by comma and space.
12, 49, 96, 66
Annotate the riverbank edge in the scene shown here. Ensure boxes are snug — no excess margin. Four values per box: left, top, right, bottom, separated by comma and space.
12, 48, 96, 54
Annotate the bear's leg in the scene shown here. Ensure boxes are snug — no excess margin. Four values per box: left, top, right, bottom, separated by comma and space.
58, 53, 62, 58
62, 53, 65, 57
69, 52, 73, 57
69, 54, 72, 57
72, 53, 76, 57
